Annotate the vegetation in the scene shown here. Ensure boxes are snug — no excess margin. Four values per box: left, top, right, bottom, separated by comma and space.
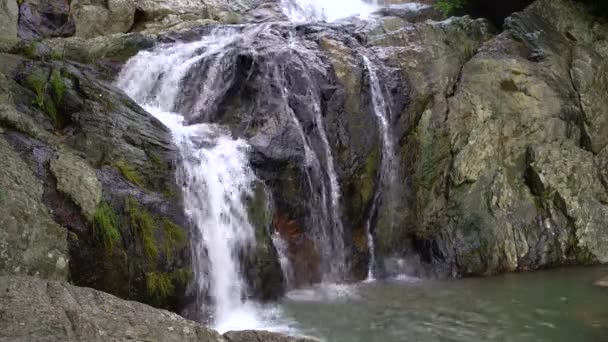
125, 197, 158, 258
162, 218, 186, 260
145, 269, 191, 303
93, 202, 121, 249
436, 0, 467, 15
24, 68, 67, 127
145, 272, 175, 299
25, 70, 47, 110
49, 70, 66, 105
116, 160, 145, 188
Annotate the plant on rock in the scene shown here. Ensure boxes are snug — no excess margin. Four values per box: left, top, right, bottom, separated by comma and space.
93, 202, 121, 250
125, 197, 158, 259
116, 160, 145, 188
436, 0, 467, 15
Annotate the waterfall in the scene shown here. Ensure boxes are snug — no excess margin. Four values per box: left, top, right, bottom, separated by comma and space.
116, 33, 270, 333
280, 0, 378, 22
362, 55, 395, 281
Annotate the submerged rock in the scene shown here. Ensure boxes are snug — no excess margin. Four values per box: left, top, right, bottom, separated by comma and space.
594, 275, 608, 287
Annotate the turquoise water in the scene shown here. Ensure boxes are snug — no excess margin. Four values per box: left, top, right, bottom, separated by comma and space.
280, 267, 608, 341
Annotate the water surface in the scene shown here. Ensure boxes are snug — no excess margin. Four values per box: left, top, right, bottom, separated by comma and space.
281, 267, 608, 341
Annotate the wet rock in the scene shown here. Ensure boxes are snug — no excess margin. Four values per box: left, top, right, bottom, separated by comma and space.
17, 0, 75, 40
44, 32, 156, 66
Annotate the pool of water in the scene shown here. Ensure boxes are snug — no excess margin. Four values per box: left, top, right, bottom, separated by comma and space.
279, 267, 608, 341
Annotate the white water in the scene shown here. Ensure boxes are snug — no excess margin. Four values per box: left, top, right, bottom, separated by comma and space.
281, 0, 378, 22
362, 55, 395, 281
116, 35, 290, 334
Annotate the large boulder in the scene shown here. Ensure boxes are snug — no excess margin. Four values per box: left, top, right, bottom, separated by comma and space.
405, 0, 608, 275
0, 52, 191, 312
0, 275, 223, 342
0, 275, 316, 342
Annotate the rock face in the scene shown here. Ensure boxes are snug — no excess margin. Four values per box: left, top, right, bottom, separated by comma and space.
0, 51, 192, 312
17, 0, 75, 40
71, 0, 136, 38
0, 130, 68, 281
0, 275, 316, 342
406, 0, 608, 276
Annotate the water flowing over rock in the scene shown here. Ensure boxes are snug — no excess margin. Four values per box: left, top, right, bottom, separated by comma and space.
117, 30, 286, 331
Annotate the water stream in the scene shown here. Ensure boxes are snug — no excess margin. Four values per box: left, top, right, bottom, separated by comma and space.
362, 55, 396, 281
116, 33, 285, 333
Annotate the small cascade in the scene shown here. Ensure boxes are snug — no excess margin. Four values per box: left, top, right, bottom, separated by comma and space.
117, 33, 269, 333
117, 22, 353, 328
281, 0, 378, 22
362, 55, 396, 281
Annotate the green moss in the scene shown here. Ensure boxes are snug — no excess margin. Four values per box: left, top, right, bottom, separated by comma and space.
21, 41, 39, 60
49, 69, 66, 104
145, 271, 175, 299
360, 148, 380, 205
25, 70, 47, 109
148, 151, 166, 171
125, 197, 158, 258
171, 268, 192, 285
162, 218, 186, 258
93, 202, 121, 249
25, 69, 65, 126
435, 0, 467, 15
116, 160, 145, 188
50, 48, 64, 61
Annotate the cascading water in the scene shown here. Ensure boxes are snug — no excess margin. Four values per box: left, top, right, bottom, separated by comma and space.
116, 31, 278, 333
362, 55, 396, 281
281, 0, 378, 22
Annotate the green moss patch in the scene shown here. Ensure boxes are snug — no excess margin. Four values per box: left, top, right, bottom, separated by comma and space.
162, 218, 186, 260
25, 70, 47, 109
116, 160, 145, 188
125, 197, 158, 258
93, 202, 121, 249
24, 68, 68, 127
145, 268, 192, 303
